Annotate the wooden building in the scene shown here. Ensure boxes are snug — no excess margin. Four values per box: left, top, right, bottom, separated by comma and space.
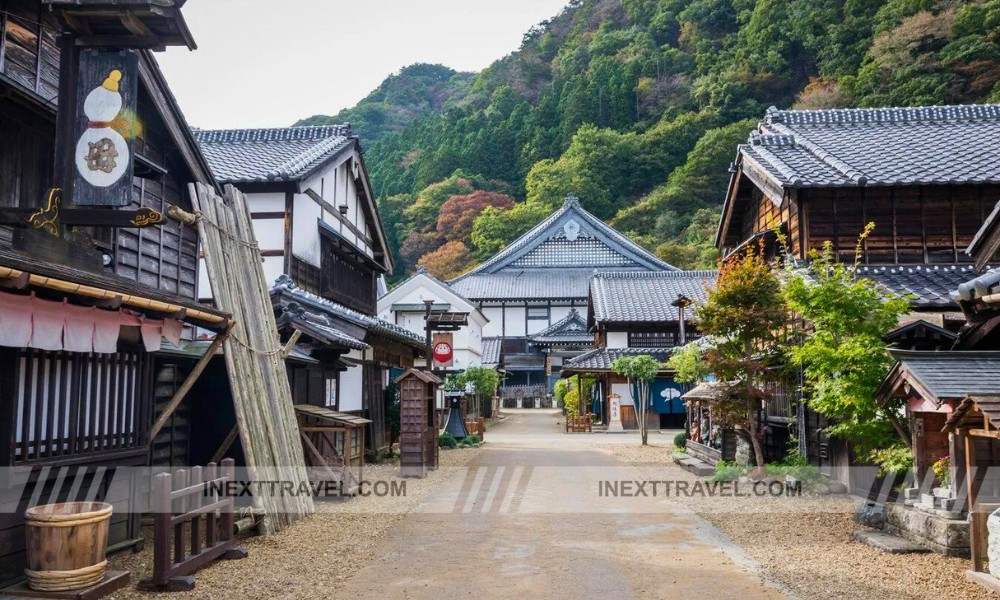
0, 0, 234, 586
562, 270, 716, 429
449, 195, 675, 400
193, 125, 422, 456
716, 104, 1000, 475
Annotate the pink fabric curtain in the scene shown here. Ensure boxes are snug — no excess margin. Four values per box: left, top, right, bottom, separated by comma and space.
0, 291, 183, 353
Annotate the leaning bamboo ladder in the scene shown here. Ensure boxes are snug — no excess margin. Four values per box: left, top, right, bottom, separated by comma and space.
190, 183, 314, 533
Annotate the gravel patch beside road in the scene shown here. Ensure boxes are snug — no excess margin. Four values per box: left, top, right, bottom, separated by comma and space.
107, 447, 483, 600
604, 442, 993, 600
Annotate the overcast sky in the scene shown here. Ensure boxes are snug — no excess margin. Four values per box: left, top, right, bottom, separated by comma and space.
156, 0, 569, 129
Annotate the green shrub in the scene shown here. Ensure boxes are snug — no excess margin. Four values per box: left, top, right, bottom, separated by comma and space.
465, 434, 481, 445
438, 432, 458, 449
564, 388, 581, 416
709, 461, 745, 482
554, 379, 568, 406
673, 432, 687, 449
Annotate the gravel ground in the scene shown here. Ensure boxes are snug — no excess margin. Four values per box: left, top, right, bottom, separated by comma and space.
106, 447, 483, 600
604, 441, 993, 600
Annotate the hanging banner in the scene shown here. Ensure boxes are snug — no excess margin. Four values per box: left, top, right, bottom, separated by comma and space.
432, 333, 453, 368
71, 49, 138, 206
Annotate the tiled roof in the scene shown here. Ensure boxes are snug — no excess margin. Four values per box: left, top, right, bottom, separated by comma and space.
453, 195, 673, 277
481, 337, 501, 366
193, 125, 355, 183
957, 268, 1000, 302
740, 104, 1000, 189
886, 349, 1000, 401
856, 264, 979, 308
591, 271, 717, 323
450, 269, 601, 300
271, 275, 424, 349
563, 347, 674, 372
275, 304, 370, 351
528, 309, 592, 345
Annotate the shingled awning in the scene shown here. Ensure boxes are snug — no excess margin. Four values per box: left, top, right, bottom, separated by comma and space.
943, 395, 1000, 434
876, 350, 1000, 405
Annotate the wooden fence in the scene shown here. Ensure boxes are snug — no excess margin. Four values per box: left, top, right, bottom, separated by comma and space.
499, 384, 548, 400
138, 459, 246, 591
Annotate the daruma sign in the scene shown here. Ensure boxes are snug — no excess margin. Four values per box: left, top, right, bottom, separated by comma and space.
432, 333, 453, 367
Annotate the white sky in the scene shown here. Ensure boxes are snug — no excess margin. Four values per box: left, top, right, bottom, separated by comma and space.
156, 0, 570, 129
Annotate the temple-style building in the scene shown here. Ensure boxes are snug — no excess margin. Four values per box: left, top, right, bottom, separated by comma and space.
448, 195, 676, 400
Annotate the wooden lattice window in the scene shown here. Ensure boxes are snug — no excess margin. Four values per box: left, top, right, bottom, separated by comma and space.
9, 347, 152, 464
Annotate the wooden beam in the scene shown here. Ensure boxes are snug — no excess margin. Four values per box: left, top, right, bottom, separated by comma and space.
281, 330, 303, 359
149, 324, 232, 441
209, 425, 240, 464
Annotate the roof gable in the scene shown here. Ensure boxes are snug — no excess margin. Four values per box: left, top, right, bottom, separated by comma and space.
377, 267, 485, 323
456, 195, 675, 277
877, 349, 1000, 404
529, 309, 591, 346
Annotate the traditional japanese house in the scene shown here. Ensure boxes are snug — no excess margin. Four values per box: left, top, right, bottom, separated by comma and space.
377, 266, 489, 374
0, 0, 235, 586
717, 104, 1000, 472
193, 125, 423, 456
449, 195, 675, 403
562, 270, 715, 429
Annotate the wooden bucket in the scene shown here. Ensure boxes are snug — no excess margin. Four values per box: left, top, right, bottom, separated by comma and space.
24, 502, 112, 591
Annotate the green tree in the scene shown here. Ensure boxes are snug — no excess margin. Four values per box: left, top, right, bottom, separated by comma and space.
782, 225, 913, 471
470, 202, 550, 262
612, 354, 662, 445
695, 245, 789, 476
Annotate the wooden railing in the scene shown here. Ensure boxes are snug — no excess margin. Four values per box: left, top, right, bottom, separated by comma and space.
138, 459, 247, 591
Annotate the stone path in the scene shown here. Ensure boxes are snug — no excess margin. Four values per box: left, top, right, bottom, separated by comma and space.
333, 410, 787, 599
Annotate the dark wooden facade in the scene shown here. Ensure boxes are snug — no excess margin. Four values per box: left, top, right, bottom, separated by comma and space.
720, 181, 999, 266
0, 0, 220, 586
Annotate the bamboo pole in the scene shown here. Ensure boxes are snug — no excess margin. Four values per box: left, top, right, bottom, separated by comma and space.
0, 266, 227, 325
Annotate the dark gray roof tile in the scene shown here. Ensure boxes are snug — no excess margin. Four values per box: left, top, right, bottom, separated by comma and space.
563, 347, 674, 372
742, 104, 1000, 189
194, 125, 354, 183
591, 270, 717, 323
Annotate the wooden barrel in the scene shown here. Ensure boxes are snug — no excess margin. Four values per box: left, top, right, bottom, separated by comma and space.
24, 502, 112, 591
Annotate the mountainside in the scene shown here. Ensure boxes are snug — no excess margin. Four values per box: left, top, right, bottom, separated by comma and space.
300, 0, 1000, 281
295, 63, 474, 146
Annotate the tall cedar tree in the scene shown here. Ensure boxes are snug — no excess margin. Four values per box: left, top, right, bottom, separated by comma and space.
696, 245, 788, 476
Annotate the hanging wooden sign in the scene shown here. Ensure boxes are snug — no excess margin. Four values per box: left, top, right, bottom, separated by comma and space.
432, 333, 453, 368
70, 49, 138, 206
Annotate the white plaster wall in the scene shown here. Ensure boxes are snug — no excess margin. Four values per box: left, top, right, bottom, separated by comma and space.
606, 331, 629, 349
481, 307, 503, 337
339, 351, 364, 412
526, 318, 548, 336
291, 194, 321, 266
612, 382, 633, 405
503, 306, 527, 337
261, 256, 284, 290
254, 218, 285, 253
245, 193, 284, 213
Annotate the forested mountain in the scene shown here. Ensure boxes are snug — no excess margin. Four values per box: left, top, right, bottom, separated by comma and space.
300, 0, 1000, 280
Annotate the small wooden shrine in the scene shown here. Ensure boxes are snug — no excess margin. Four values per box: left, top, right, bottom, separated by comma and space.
395, 369, 441, 478
942, 395, 1000, 592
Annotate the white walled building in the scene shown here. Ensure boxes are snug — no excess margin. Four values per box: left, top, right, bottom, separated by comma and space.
378, 267, 489, 372
194, 125, 423, 453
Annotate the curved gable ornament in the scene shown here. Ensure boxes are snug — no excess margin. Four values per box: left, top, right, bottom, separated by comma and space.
563, 219, 581, 241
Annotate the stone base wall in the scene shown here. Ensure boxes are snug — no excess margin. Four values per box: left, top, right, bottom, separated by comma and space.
884, 503, 969, 557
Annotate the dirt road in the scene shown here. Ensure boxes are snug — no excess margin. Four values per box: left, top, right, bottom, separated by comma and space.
333, 410, 787, 599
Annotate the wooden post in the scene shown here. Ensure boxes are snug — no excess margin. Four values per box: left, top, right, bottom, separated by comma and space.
149, 324, 232, 441
151, 472, 171, 586
966, 434, 988, 572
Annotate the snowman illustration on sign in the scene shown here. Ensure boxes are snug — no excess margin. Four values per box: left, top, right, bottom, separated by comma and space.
75, 70, 129, 187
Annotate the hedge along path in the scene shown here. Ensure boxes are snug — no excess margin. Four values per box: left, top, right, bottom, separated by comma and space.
190, 182, 314, 533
